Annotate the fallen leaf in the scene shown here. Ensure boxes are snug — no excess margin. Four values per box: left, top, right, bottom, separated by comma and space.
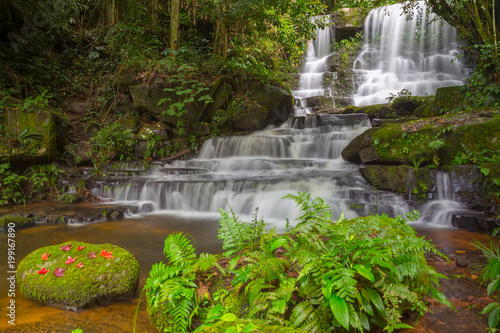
65, 256, 77, 264
88, 251, 97, 259
77, 246, 86, 251
54, 267, 66, 277
41, 252, 50, 261
100, 249, 114, 259
37, 268, 49, 274
60, 244, 72, 251
456, 250, 466, 254
77, 262, 83, 268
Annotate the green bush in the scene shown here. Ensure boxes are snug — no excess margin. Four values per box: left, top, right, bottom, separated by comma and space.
145, 192, 450, 333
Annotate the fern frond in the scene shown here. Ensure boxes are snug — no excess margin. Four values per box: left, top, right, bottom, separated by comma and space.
218, 208, 246, 255
164, 232, 196, 266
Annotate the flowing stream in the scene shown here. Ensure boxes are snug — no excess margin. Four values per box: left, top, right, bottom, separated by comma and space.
353, 1, 467, 106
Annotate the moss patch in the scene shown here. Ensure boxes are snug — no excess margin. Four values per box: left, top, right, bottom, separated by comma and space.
18, 241, 139, 310
197, 319, 305, 333
0, 215, 34, 231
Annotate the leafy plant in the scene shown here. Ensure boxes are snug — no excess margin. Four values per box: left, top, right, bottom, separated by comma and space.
145, 192, 451, 333
0, 163, 26, 206
474, 229, 500, 331
90, 123, 136, 176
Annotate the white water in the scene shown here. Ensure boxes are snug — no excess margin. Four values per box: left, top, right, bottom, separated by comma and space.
292, 16, 332, 116
353, 1, 466, 106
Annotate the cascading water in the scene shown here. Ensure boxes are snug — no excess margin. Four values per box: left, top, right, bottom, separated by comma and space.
353, 1, 467, 106
91, 114, 414, 228
292, 16, 333, 116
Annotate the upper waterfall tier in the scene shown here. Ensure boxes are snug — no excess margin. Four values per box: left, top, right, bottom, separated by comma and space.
352, 1, 467, 106
292, 16, 333, 115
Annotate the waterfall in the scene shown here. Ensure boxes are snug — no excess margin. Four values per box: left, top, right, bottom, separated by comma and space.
292, 16, 333, 116
89, 114, 432, 228
352, 1, 466, 106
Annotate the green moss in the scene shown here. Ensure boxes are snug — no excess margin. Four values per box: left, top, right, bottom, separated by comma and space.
0, 215, 34, 229
17, 241, 139, 309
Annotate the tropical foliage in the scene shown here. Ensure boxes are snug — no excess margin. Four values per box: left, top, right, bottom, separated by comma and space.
145, 192, 451, 332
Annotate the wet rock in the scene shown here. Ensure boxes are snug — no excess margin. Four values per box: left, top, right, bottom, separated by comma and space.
17, 241, 139, 310
0, 215, 34, 232
69, 101, 93, 115
451, 213, 498, 233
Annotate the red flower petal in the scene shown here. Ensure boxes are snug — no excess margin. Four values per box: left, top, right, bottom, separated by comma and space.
54, 267, 66, 277
77, 262, 83, 268
37, 268, 49, 274
88, 251, 96, 259
41, 252, 50, 261
65, 256, 77, 264
77, 245, 86, 251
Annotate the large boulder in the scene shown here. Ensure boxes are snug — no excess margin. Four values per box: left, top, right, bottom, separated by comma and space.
232, 81, 293, 130
414, 86, 470, 117
359, 165, 434, 202
342, 110, 500, 166
18, 241, 139, 310
331, 7, 366, 41
0, 108, 58, 166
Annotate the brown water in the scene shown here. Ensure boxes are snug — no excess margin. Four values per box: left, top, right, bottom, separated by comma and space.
0, 204, 493, 333
0, 205, 222, 333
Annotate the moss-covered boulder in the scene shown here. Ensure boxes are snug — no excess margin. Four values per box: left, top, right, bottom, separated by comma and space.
414, 86, 470, 118
360, 165, 434, 201
342, 110, 500, 166
129, 83, 206, 129
0, 108, 58, 166
0, 215, 34, 232
331, 7, 366, 41
18, 241, 139, 310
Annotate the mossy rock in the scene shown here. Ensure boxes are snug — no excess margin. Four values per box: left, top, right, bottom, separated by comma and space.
18, 241, 139, 310
391, 97, 423, 115
342, 110, 500, 166
360, 165, 434, 201
0, 108, 58, 167
0, 215, 34, 231
331, 7, 366, 40
197, 319, 305, 333
341, 104, 393, 119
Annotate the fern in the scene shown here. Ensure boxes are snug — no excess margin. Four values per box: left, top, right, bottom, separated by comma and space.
164, 232, 196, 266
218, 208, 246, 256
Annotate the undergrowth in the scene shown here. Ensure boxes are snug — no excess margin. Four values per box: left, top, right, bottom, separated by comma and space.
144, 192, 451, 333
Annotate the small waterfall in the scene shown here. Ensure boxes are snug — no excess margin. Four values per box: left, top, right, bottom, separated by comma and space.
353, 1, 466, 106
417, 172, 468, 225
293, 16, 333, 116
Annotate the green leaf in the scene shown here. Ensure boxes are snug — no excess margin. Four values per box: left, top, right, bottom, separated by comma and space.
220, 313, 238, 322
329, 294, 349, 330
361, 313, 370, 331
489, 306, 500, 329
205, 304, 224, 322
270, 237, 288, 251
242, 323, 258, 332
354, 264, 375, 282
365, 288, 385, 313
488, 279, 500, 296
225, 327, 238, 333
482, 302, 499, 315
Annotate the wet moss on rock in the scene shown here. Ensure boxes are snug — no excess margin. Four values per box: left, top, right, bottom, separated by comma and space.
17, 241, 139, 310
0, 215, 34, 231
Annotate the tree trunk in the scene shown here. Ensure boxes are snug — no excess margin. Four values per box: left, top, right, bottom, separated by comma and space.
170, 0, 180, 51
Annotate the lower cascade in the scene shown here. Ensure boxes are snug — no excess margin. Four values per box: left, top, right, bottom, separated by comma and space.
89, 114, 469, 227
